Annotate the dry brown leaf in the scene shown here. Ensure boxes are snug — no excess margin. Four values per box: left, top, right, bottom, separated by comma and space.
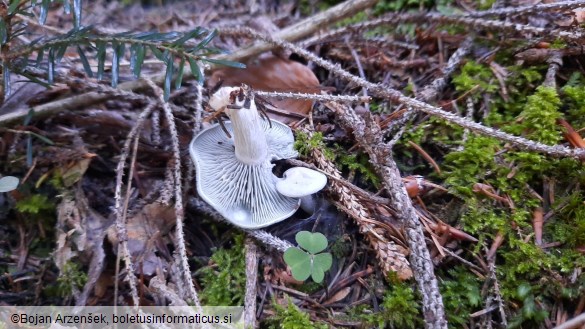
323, 287, 351, 305
107, 203, 176, 276
558, 119, 585, 149
209, 55, 320, 123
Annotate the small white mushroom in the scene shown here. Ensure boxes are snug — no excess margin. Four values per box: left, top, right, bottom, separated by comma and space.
276, 167, 327, 214
275, 167, 327, 198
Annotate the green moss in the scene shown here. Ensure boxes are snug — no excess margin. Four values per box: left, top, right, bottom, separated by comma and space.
459, 202, 506, 234
373, 281, 420, 328
440, 266, 482, 327
554, 200, 585, 247
443, 135, 500, 196
56, 262, 88, 298
452, 62, 498, 97
336, 151, 381, 188
346, 278, 421, 328
510, 86, 562, 145
199, 234, 246, 306
15, 194, 54, 214
374, 0, 455, 13
295, 131, 381, 187
508, 283, 548, 328
266, 298, 328, 329
562, 81, 585, 126
329, 234, 351, 259
294, 131, 334, 160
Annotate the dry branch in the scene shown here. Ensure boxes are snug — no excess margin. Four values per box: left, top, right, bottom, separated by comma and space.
244, 238, 258, 328
112, 102, 157, 306
467, 0, 585, 17
325, 102, 447, 329
144, 79, 201, 307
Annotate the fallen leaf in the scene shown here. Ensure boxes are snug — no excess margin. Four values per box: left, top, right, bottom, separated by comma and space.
107, 203, 176, 276
323, 287, 351, 305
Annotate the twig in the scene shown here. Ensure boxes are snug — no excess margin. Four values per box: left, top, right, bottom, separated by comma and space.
214, 0, 378, 63
467, 0, 585, 18
484, 246, 508, 327
113, 102, 157, 306
244, 238, 258, 328
254, 90, 370, 103
457, 97, 475, 151
442, 248, 483, 273
421, 13, 585, 41
144, 79, 201, 308
345, 35, 370, 111
149, 276, 188, 306
417, 37, 473, 103
326, 102, 447, 329
193, 80, 205, 135
543, 52, 563, 89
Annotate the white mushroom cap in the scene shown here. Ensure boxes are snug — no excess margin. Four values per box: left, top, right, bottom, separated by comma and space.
276, 167, 327, 198
190, 86, 300, 229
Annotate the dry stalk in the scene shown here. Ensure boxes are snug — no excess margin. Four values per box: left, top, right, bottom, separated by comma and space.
144, 79, 201, 308
417, 37, 474, 103
113, 102, 157, 306
487, 252, 508, 327
299, 127, 413, 281
244, 238, 258, 328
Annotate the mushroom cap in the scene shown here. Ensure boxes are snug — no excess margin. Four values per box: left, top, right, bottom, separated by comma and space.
275, 167, 327, 198
190, 118, 300, 229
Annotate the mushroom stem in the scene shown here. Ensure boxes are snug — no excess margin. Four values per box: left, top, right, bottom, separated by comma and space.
299, 195, 318, 214
228, 103, 269, 165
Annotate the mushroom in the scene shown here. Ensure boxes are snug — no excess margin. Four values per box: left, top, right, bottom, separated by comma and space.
276, 167, 327, 213
276, 167, 328, 198
190, 85, 327, 229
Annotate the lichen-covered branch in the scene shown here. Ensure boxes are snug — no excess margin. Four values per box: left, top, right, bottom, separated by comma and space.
254, 90, 370, 104
244, 238, 258, 328
325, 102, 447, 329
144, 79, 202, 307
467, 0, 585, 18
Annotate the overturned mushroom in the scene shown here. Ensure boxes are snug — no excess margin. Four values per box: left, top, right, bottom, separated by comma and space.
190, 85, 327, 229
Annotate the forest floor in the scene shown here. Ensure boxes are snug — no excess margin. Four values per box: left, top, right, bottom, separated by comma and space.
1, 0, 585, 328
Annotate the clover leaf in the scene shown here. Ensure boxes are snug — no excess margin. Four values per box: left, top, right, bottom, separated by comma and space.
283, 231, 333, 283
0, 176, 19, 193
